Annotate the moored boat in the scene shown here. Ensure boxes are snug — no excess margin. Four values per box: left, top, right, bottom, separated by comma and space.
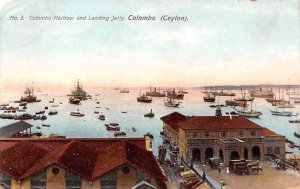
146, 86, 166, 97
20, 87, 40, 103
233, 109, 262, 118
69, 80, 88, 100
250, 88, 274, 98
277, 102, 295, 109
233, 100, 262, 118
178, 88, 188, 94
35, 111, 45, 115
269, 109, 292, 116
289, 119, 300, 123
18, 113, 34, 120
106, 125, 120, 131
114, 131, 126, 136
48, 110, 58, 115
294, 132, 300, 138
234, 97, 254, 102
69, 96, 81, 105
144, 109, 154, 118
98, 115, 105, 120
137, 92, 152, 103
203, 93, 215, 102
164, 97, 180, 107
70, 111, 85, 117
120, 89, 130, 93
167, 88, 184, 99
211, 89, 235, 96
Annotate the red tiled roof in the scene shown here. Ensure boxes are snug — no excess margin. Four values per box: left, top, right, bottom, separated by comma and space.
160, 112, 187, 132
261, 127, 280, 137
0, 138, 167, 186
177, 115, 263, 130
0, 141, 47, 179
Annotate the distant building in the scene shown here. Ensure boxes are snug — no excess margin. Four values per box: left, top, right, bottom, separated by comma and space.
0, 138, 167, 189
161, 109, 285, 165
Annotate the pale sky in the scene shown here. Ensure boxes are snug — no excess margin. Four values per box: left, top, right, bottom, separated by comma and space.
0, 0, 299, 90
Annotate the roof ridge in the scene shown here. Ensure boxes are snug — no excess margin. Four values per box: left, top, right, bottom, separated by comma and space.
0, 140, 48, 179
91, 140, 127, 179
21, 140, 73, 179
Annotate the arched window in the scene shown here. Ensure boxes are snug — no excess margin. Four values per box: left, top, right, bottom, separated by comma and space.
136, 170, 150, 183
0, 172, 11, 188
31, 170, 46, 189
100, 171, 116, 189
66, 171, 81, 189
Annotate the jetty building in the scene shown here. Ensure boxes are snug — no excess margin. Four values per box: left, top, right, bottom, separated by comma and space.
161, 108, 285, 165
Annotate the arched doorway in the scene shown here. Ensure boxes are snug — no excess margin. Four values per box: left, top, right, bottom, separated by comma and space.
252, 146, 260, 160
244, 147, 248, 160
205, 147, 214, 162
192, 148, 201, 161
219, 149, 224, 163
230, 151, 240, 160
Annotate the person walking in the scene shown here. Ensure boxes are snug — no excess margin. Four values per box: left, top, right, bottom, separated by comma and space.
218, 166, 221, 175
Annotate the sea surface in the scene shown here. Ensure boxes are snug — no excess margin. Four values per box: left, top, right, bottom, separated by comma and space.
0, 88, 300, 155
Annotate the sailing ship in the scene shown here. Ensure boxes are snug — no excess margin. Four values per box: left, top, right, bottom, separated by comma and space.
164, 97, 180, 107
20, 88, 40, 103
233, 100, 262, 118
137, 91, 152, 103
203, 93, 216, 102
69, 80, 88, 100
234, 90, 254, 102
146, 85, 166, 97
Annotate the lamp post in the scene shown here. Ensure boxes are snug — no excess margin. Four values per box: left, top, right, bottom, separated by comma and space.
202, 164, 206, 180
220, 180, 224, 189
190, 155, 193, 169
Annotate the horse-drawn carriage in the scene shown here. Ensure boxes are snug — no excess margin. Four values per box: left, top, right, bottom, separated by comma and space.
229, 159, 263, 175
208, 157, 221, 169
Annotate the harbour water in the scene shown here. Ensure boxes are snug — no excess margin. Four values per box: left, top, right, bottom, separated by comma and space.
0, 88, 299, 155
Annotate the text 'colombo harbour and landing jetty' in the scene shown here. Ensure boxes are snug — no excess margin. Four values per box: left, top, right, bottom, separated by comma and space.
10, 15, 188, 22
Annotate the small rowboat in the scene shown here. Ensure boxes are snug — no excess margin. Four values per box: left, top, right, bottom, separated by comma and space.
294, 132, 300, 138
289, 119, 300, 123
70, 112, 85, 117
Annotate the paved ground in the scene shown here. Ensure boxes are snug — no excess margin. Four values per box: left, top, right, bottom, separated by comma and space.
200, 161, 300, 189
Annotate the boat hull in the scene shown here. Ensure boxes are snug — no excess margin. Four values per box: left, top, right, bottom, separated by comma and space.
270, 110, 292, 116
